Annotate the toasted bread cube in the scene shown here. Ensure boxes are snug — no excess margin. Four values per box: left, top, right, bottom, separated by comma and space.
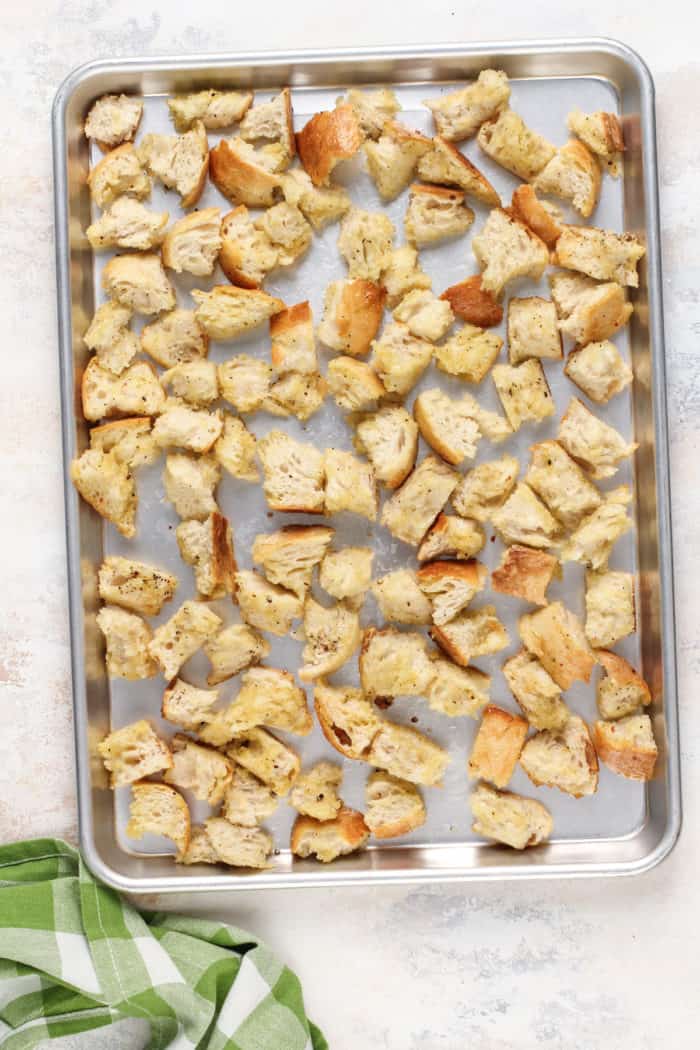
221, 766, 278, 828
417, 560, 487, 626
204, 818, 272, 869
427, 658, 490, 718
279, 168, 351, 229
364, 121, 432, 200
214, 414, 258, 483
235, 569, 303, 636
520, 715, 599, 797
491, 545, 559, 606
381, 455, 459, 547
453, 455, 519, 523
297, 104, 363, 186
343, 88, 400, 139
417, 138, 499, 207
393, 289, 454, 342
532, 139, 601, 217
471, 783, 552, 850
218, 204, 278, 288
338, 208, 395, 281
319, 547, 374, 607
380, 245, 432, 308
492, 483, 561, 550
88, 143, 151, 208
86, 197, 168, 252
263, 372, 327, 422
558, 398, 637, 479
137, 120, 208, 207
291, 807, 369, 862
507, 185, 563, 247
567, 109, 624, 175
318, 278, 386, 357
477, 108, 555, 180
70, 448, 136, 538
152, 400, 223, 454
218, 355, 273, 413
596, 649, 651, 720
354, 405, 418, 489
239, 88, 295, 162
365, 771, 426, 839
84, 301, 138, 376
210, 137, 283, 207
96, 607, 157, 680
85, 94, 143, 150
360, 627, 435, 699
228, 728, 300, 795
440, 276, 503, 328
368, 723, 450, 787
324, 449, 377, 520
256, 201, 311, 267
82, 358, 165, 422
202, 625, 269, 689
252, 525, 334, 600
585, 569, 635, 649
434, 324, 502, 384
164, 735, 233, 806
314, 679, 381, 759
193, 285, 284, 341
162, 208, 222, 276
492, 360, 555, 430
141, 309, 208, 368
424, 69, 510, 141
161, 678, 219, 731
431, 605, 509, 667
176, 512, 237, 599
290, 762, 343, 821
404, 183, 474, 246
98, 556, 177, 617
468, 706, 528, 788
507, 297, 562, 365
148, 601, 221, 680
299, 599, 362, 682
98, 719, 172, 788
371, 570, 432, 626
525, 440, 602, 531
201, 667, 311, 743
502, 649, 569, 731
417, 514, 485, 563
257, 431, 325, 514
550, 272, 633, 344
519, 601, 596, 691
160, 361, 219, 408
555, 224, 645, 287
327, 356, 386, 412
163, 453, 219, 521
593, 715, 657, 781
564, 340, 633, 404
177, 824, 221, 865
168, 89, 252, 131
473, 209, 550, 297
456, 392, 513, 444
90, 415, 158, 470
269, 301, 316, 374
370, 323, 433, 397
102, 253, 175, 316
127, 783, 190, 855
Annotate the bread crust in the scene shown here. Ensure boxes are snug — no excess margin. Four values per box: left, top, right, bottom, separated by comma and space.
318, 279, 386, 357
440, 276, 503, 327
593, 716, 657, 781
417, 137, 500, 206
468, 705, 529, 788
507, 185, 562, 247
291, 807, 369, 862
296, 104, 363, 186
491, 545, 559, 606
314, 680, 382, 760
209, 138, 281, 207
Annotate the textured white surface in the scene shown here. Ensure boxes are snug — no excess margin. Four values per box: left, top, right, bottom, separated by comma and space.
1, 3, 698, 1048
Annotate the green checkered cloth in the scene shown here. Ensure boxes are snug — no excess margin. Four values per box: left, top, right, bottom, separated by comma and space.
0, 839, 326, 1050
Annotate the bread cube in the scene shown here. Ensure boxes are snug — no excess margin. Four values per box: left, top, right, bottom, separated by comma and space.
491, 545, 559, 606
431, 605, 509, 667
502, 649, 569, 732
380, 455, 459, 547
519, 601, 596, 691
564, 340, 633, 404
520, 715, 599, 797
585, 569, 635, 648
468, 706, 529, 788
452, 455, 519, 523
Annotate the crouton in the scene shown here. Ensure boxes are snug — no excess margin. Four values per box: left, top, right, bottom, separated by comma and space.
296, 103, 363, 186
416, 560, 487, 625
368, 722, 450, 787
380, 246, 432, 308
364, 121, 432, 200
381, 455, 459, 547
204, 818, 272, 869
202, 625, 270, 689
168, 89, 253, 131
371, 570, 432, 626
263, 372, 327, 422
163, 452, 220, 521
252, 525, 334, 600
290, 762, 343, 821
152, 400, 223, 454
470, 783, 553, 850
192, 285, 284, 341
455, 392, 513, 444
370, 323, 433, 397
96, 606, 157, 680
257, 431, 325, 514
491, 545, 559, 606
81, 358, 164, 422
176, 825, 221, 866
493, 359, 555, 430
102, 253, 175, 315
440, 276, 503, 328
98, 719, 172, 788
160, 362, 218, 409
86, 197, 168, 251
343, 87, 400, 139
434, 324, 503, 384
593, 715, 657, 781
354, 405, 418, 489
149, 600, 222, 681
564, 340, 633, 404
393, 289, 454, 342
404, 183, 475, 246
360, 627, 435, 699
256, 201, 311, 266
507, 184, 563, 247
269, 301, 316, 374
424, 69, 510, 141
472, 209, 550, 297
137, 120, 208, 207
558, 398, 637, 480
365, 771, 426, 839
317, 279, 386, 357
533, 139, 601, 218
554, 224, 645, 287
519, 601, 596, 690
70, 448, 137, 538
525, 440, 602, 531
507, 297, 562, 365
452, 455, 519, 523
468, 705, 528, 788
324, 449, 377, 520
217, 355, 272, 414
314, 679, 382, 759
164, 735, 233, 806
417, 514, 486, 562
327, 357, 386, 412
235, 569, 303, 635
596, 650, 651, 720
567, 109, 624, 175
201, 667, 311, 743
427, 657, 491, 718
218, 205, 278, 288
98, 556, 177, 617
85, 94, 143, 151
209, 136, 283, 207
300, 598, 362, 681
431, 605, 509, 667
141, 309, 209, 368
291, 807, 369, 863
89, 417, 158, 470
176, 512, 237, 600
477, 108, 555, 180
161, 678, 219, 731
239, 88, 295, 163
418, 138, 500, 208
227, 728, 300, 795
279, 168, 351, 229
520, 715, 599, 797
338, 207, 395, 281
161, 208, 222, 277
221, 766, 278, 827
84, 301, 138, 376
549, 272, 633, 344
213, 414, 258, 483
492, 483, 561, 549
585, 569, 635, 649
502, 649, 569, 731
88, 143, 151, 208
319, 547, 374, 607
127, 783, 190, 855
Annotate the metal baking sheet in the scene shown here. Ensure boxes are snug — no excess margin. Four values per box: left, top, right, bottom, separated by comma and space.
52, 39, 680, 891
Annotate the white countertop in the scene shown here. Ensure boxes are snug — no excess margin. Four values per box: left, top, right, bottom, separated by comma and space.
2, 2, 698, 1047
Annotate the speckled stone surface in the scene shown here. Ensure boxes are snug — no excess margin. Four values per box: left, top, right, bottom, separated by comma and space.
1, 4, 698, 1047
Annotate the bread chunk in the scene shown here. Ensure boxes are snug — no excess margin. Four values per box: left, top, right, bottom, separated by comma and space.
219, 205, 278, 288
416, 560, 488, 626
365, 771, 426, 838
452, 455, 519, 523
507, 297, 562, 364
314, 679, 382, 760
427, 658, 490, 718
214, 414, 258, 483
520, 715, 599, 797
567, 109, 624, 175
291, 807, 369, 863
160, 361, 219, 408
472, 209, 549, 297
338, 207, 395, 281
380, 245, 432, 308
102, 253, 175, 315
327, 356, 386, 412
88, 143, 151, 208
177, 825, 223, 866
532, 139, 601, 218
424, 70, 510, 141
440, 276, 503, 328
300, 598, 362, 681
70, 448, 137, 537
417, 514, 485, 563
90, 418, 159, 470
201, 667, 311, 743
343, 88, 400, 139
82, 358, 165, 421
161, 678, 219, 732
368, 723, 450, 787
318, 278, 386, 357
192, 285, 284, 340
372, 569, 432, 625
227, 728, 300, 795
252, 525, 333, 600
354, 405, 418, 489
138, 120, 208, 207
86, 197, 168, 251
491, 545, 559, 606
360, 627, 435, 699
393, 289, 454, 342
492, 360, 555, 429
235, 569, 303, 636
564, 340, 633, 404
381, 455, 459, 547
98, 720, 172, 788
549, 272, 633, 344
148, 600, 222, 680
525, 440, 602, 531
163, 453, 220, 521
417, 138, 499, 207
209, 137, 283, 208
202, 625, 269, 689
454, 392, 513, 444
96, 607, 157, 680
470, 783, 552, 850
141, 309, 209, 368
98, 556, 177, 617
364, 121, 432, 200
84, 301, 138, 376
256, 201, 311, 267
585, 569, 635, 648
127, 783, 190, 856
477, 108, 555, 180
152, 400, 223, 454
507, 185, 563, 247
270, 301, 317, 374
204, 818, 272, 869
217, 355, 273, 413
296, 104, 363, 186
263, 371, 327, 422
468, 706, 529, 788
290, 762, 343, 821
434, 323, 502, 383
221, 766, 278, 827
593, 715, 657, 781
558, 397, 637, 479
519, 601, 596, 690
85, 94, 143, 150
279, 168, 351, 229
164, 735, 233, 806
176, 512, 237, 599
324, 449, 377, 520
502, 649, 569, 731
319, 547, 374, 606
492, 483, 561, 549
555, 224, 645, 287
168, 89, 253, 131
404, 183, 474, 246
596, 649, 651, 720
162, 208, 222, 276
239, 88, 295, 163
370, 322, 433, 397
257, 431, 325, 513
431, 605, 509, 667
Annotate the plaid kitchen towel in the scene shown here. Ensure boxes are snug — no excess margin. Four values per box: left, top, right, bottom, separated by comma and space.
0, 838, 326, 1050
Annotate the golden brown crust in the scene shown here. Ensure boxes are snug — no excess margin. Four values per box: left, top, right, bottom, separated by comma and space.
269, 300, 312, 339
296, 104, 363, 186
326, 280, 386, 357
127, 781, 191, 855
218, 206, 266, 289
290, 806, 369, 861
468, 705, 529, 788
491, 545, 559, 606
507, 185, 563, 248
596, 649, 650, 693
209, 139, 280, 207
211, 511, 238, 597
592, 718, 657, 781
419, 138, 500, 206
439, 276, 503, 328
416, 559, 484, 589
